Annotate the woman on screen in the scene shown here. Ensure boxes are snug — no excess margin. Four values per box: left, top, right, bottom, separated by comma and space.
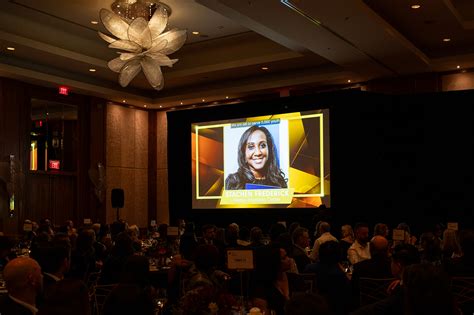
225, 125, 287, 190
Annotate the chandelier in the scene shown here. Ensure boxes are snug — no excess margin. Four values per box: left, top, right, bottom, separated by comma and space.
99, 0, 187, 90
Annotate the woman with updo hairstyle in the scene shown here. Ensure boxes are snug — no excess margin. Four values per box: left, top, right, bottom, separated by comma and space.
225, 125, 287, 190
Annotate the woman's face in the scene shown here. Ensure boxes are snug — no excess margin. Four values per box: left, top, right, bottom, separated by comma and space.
245, 130, 268, 177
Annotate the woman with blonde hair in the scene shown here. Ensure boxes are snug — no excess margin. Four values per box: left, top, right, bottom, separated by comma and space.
442, 229, 462, 260
339, 225, 354, 262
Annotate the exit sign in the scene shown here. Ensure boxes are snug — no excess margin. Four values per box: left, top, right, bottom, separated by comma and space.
58, 86, 69, 95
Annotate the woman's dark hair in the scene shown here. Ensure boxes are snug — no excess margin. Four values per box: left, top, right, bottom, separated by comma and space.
403, 264, 457, 315
319, 241, 341, 265
226, 125, 287, 189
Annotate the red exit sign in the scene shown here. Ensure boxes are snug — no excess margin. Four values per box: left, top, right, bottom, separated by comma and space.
58, 86, 69, 95
49, 160, 60, 170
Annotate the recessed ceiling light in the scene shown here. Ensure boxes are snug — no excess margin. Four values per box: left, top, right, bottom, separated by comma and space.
261, 67, 269, 70
443, 38, 451, 42
122, 100, 126, 103
91, 21, 99, 25
159, 105, 162, 108
89, 68, 96, 72
226, 96, 229, 99
180, 102, 183, 105
144, 105, 147, 108
457, 65, 461, 69
202, 99, 205, 102
411, 4, 421, 9
192, 31, 200, 35
6, 47, 15, 51
347, 79, 351, 83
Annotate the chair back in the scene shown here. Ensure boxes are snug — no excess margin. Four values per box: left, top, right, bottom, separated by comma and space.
91, 284, 116, 315
359, 277, 395, 306
298, 273, 317, 294
451, 277, 474, 313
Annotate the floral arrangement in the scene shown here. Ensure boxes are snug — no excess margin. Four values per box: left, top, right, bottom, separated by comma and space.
179, 285, 237, 315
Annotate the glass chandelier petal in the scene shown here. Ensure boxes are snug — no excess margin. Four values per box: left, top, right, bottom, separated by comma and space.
141, 56, 164, 90
128, 17, 152, 50
108, 56, 130, 72
146, 52, 176, 67
100, 9, 130, 40
154, 29, 187, 55
109, 40, 142, 53
148, 5, 168, 41
119, 59, 142, 87
98, 31, 116, 44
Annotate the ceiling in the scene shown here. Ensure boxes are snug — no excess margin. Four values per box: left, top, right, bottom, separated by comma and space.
0, 0, 473, 109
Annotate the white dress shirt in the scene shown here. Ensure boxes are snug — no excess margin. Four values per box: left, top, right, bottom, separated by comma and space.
310, 232, 338, 261
347, 240, 371, 265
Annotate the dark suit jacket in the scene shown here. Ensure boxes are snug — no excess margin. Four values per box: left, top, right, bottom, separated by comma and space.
351, 257, 393, 308
38, 279, 90, 315
290, 244, 311, 273
0, 295, 35, 315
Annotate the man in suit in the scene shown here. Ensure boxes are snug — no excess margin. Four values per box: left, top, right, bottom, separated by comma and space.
290, 227, 312, 273
0, 257, 43, 315
34, 240, 90, 315
351, 236, 393, 308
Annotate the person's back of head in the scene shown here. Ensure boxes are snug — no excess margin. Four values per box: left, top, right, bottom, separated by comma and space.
319, 241, 341, 265
285, 293, 331, 315
34, 240, 71, 276
391, 243, 420, 278
318, 222, 331, 235
292, 227, 309, 247
269, 223, 286, 243
370, 235, 389, 259
239, 226, 250, 242
403, 263, 456, 315
373, 223, 389, 237
420, 232, 441, 262
3, 257, 42, 298
111, 232, 134, 257
250, 227, 263, 244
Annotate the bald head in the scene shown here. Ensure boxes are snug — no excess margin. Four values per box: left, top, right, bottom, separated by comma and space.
370, 236, 389, 258
3, 257, 42, 294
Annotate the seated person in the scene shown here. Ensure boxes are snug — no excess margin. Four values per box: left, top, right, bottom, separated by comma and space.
304, 241, 351, 315
289, 227, 311, 273
0, 257, 43, 315
251, 244, 305, 315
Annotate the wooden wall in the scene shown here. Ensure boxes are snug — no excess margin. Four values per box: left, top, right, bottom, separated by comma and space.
0, 78, 107, 234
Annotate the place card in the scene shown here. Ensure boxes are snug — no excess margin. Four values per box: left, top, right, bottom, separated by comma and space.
227, 249, 254, 270
447, 222, 458, 231
23, 223, 33, 232
150, 220, 156, 227
83, 218, 91, 224
392, 229, 405, 241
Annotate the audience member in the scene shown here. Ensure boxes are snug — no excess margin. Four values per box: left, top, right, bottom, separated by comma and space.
348, 223, 371, 265
373, 223, 389, 238
250, 227, 264, 247
310, 222, 337, 262
0, 257, 43, 315
340, 224, 354, 262
350, 243, 420, 315
251, 245, 305, 315
199, 224, 217, 245
304, 241, 351, 315
351, 236, 392, 308
103, 256, 155, 315
36, 241, 90, 315
442, 229, 462, 260
290, 227, 311, 273
238, 226, 251, 246
179, 222, 198, 260
100, 232, 134, 284
447, 229, 474, 276
419, 232, 442, 266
